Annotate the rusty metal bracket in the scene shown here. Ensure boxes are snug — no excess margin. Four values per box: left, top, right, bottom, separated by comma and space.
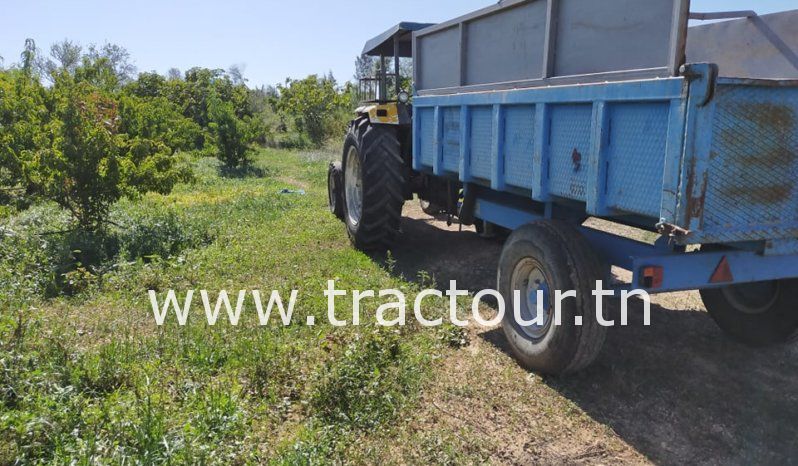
656, 220, 692, 238
680, 63, 719, 107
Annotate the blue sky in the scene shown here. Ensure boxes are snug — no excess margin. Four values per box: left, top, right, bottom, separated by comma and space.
0, 0, 793, 87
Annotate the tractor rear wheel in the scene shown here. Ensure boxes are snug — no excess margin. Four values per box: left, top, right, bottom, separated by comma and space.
341, 120, 405, 251
498, 220, 607, 375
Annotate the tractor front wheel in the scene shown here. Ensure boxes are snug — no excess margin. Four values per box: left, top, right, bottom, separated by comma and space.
327, 161, 344, 220
341, 120, 406, 251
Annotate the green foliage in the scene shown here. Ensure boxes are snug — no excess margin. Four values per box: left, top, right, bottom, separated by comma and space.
117, 94, 203, 153
0, 198, 215, 305
311, 330, 423, 429
73, 55, 122, 91
15, 72, 191, 228
114, 206, 215, 262
118, 136, 194, 197
2, 38, 359, 217
179, 67, 250, 126
125, 71, 166, 98
0, 70, 49, 207
20, 39, 38, 76
0, 149, 455, 464
207, 90, 254, 168
277, 74, 352, 147
27, 77, 123, 227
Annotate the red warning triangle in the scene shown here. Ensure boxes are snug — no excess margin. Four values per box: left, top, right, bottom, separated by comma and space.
710, 256, 734, 284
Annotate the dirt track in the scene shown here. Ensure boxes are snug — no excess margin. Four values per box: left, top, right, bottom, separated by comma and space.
384, 203, 798, 465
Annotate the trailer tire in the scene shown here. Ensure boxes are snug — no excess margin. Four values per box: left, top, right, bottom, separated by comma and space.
498, 220, 607, 375
419, 199, 444, 216
700, 279, 798, 347
327, 161, 344, 221
342, 120, 405, 251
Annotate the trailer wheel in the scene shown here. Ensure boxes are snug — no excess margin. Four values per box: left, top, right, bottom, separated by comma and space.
342, 120, 405, 250
498, 220, 607, 375
327, 161, 344, 221
700, 279, 798, 346
419, 199, 444, 216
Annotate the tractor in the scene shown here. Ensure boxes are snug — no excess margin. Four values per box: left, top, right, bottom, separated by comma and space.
327, 22, 459, 250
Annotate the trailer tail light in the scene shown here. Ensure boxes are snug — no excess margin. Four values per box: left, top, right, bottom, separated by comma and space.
641, 266, 664, 289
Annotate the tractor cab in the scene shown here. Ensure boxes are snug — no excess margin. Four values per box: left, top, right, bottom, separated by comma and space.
355, 22, 433, 125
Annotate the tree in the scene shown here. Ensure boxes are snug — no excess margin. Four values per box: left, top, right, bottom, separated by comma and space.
207, 90, 253, 168
74, 54, 123, 91
51, 40, 82, 72
181, 67, 225, 127
167, 67, 182, 81
228, 64, 246, 85
1, 38, 269, 224
27, 73, 189, 229
28, 77, 123, 227
170, 67, 252, 152
117, 94, 202, 153
39, 39, 82, 80
0, 70, 50, 205
354, 54, 377, 81
20, 39, 38, 77
277, 74, 350, 147
86, 43, 136, 84
126, 71, 167, 98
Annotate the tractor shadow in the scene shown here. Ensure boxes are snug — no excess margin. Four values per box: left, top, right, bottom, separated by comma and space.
387, 208, 798, 465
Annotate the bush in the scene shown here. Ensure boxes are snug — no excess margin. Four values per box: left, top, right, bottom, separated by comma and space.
207, 91, 254, 168
119, 137, 194, 197
275, 131, 312, 150
277, 75, 352, 147
115, 207, 213, 262
0, 204, 114, 299
117, 94, 203, 153
0, 199, 215, 304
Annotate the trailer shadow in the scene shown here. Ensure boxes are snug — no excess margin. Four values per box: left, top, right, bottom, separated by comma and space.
389, 209, 798, 465
379, 214, 501, 292
480, 302, 798, 465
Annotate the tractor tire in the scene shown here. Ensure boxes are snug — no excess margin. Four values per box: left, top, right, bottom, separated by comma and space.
328, 162, 344, 221
498, 220, 607, 375
341, 120, 406, 251
700, 279, 798, 347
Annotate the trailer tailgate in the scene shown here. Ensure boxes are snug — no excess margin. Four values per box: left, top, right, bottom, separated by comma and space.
687, 79, 798, 246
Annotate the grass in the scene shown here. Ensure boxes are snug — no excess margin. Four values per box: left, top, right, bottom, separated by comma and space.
0, 147, 467, 464
6, 145, 784, 465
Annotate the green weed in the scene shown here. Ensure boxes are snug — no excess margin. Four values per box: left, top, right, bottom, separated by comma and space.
0, 148, 453, 464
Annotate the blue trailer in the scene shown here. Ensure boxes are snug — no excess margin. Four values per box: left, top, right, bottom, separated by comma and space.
328, 0, 798, 375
